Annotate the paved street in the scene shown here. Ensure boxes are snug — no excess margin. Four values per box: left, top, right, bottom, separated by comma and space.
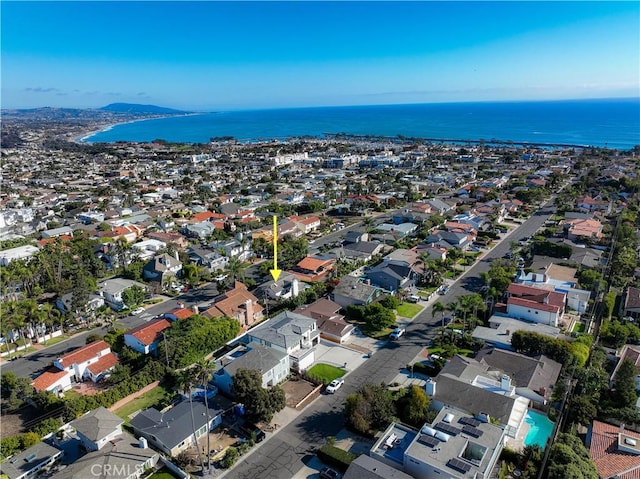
1, 283, 221, 378
227, 200, 556, 478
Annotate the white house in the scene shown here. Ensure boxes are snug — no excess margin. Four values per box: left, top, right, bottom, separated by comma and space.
124, 319, 172, 355
98, 278, 148, 311
506, 283, 566, 327
245, 311, 319, 372
0, 245, 39, 266
212, 344, 290, 396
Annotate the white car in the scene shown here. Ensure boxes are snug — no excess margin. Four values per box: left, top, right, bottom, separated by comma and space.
390, 327, 406, 340
131, 307, 145, 315
326, 378, 344, 394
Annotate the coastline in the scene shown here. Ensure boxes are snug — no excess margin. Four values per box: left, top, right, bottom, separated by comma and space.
75, 112, 203, 143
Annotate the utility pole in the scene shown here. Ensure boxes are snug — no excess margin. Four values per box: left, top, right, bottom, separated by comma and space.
162, 332, 170, 368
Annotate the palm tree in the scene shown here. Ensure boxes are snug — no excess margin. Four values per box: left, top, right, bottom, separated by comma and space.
178, 369, 206, 474
226, 257, 248, 283
432, 301, 446, 339
194, 360, 214, 472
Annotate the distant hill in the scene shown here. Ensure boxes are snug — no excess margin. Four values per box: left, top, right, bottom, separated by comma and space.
99, 103, 189, 115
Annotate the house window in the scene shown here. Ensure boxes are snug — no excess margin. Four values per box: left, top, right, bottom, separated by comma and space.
535, 311, 539, 314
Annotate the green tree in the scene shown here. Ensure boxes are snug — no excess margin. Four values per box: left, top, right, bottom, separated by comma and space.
364, 303, 396, 331
344, 383, 395, 435
611, 359, 639, 409
232, 368, 285, 422
122, 285, 146, 308
178, 369, 206, 474
401, 385, 430, 426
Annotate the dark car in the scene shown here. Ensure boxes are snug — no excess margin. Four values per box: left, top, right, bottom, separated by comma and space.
240, 422, 266, 443
319, 466, 340, 479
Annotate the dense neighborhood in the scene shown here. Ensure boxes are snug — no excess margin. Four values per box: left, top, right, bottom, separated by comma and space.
1, 113, 639, 479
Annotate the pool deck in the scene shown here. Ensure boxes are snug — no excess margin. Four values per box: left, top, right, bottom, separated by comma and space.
506, 410, 553, 452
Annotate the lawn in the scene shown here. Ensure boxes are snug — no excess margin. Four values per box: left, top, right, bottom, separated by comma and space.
39, 335, 69, 347
397, 303, 423, 318
307, 363, 345, 383
572, 322, 586, 333
147, 469, 178, 479
114, 384, 173, 422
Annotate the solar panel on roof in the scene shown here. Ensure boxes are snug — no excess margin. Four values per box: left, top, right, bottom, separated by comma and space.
418, 434, 441, 448
435, 422, 460, 435
448, 458, 472, 473
459, 416, 481, 427
462, 424, 484, 438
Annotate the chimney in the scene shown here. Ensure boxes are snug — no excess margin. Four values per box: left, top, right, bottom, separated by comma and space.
138, 437, 148, 449
174, 250, 179, 261
501, 374, 511, 391
245, 299, 253, 323
425, 378, 436, 396
192, 305, 199, 314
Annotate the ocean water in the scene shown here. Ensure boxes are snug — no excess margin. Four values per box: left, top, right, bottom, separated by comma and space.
84, 98, 640, 149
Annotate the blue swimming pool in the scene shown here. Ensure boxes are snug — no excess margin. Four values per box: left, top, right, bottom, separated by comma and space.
524, 410, 554, 449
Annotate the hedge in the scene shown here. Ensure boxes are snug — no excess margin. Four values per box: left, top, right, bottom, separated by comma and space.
317, 445, 357, 472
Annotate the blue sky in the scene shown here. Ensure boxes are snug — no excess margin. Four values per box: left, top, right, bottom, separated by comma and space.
2, 1, 639, 110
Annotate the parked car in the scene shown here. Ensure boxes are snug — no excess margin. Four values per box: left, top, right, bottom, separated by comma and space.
439, 286, 449, 295
390, 327, 405, 340
239, 422, 266, 443
407, 295, 420, 303
320, 466, 340, 479
131, 307, 145, 315
326, 378, 344, 394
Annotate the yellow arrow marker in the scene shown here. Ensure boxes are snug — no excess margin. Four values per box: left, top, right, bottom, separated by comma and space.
270, 215, 282, 281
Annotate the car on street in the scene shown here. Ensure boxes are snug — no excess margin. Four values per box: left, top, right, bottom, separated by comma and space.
326, 378, 344, 394
439, 286, 449, 295
239, 422, 266, 443
131, 307, 145, 315
390, 327, 405, 340
319, 466, 340, 479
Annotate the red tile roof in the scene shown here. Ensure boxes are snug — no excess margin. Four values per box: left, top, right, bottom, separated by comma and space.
507, 283, 566, 308
58, 340, 110, 368
127, 319, 172, 346
589, 420, 640, 479
296, 257, 334, 273
86, 352, 119, 376
32, 367, 69, 391
168, 307, 195, 320
507, 296, 561, 313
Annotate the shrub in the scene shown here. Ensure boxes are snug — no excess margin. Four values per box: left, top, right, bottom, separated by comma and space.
317, 445, 356, 472
219, 447, 239, 469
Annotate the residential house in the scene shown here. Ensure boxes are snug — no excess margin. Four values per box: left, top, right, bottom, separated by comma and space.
55, 292, 105, 316
0, 245, 40, 266
424, 230, 473, 250
212, 343, 289, 396
245, 311, 319, 372
142, 252, 182, 284
621, 286, 640, 320
515, 263, 590, 313
124, 319, 172, 356
414, 243, 447, 262
0, 441, 63, 479
343, 230, 369, 244
364, 249, 422, 293
428, 198, 455, 215
427, 355, 530, 439
32, 340, 119, 393
290, 215, 321, 234
452, 212, 488, 231
253, 272, 303, 302
560, 217, 604, 241
332, 275, 385, 309
376, 222, 418, 238
131, 239, 166, 260
70, 407, 124, 452
294, 298, 355, 344
202, 281, 263, 329
210, 239, 252, 261
472, 315, 565, 351
506, 283, 566, 327
290, 256, 335, 282
370, 406, 505, 479
343, 455, 414, 479
186, 245, 228, 271
610, 344, 640, 393
130, 400, 224, 457
146, 231, 189, 249
340, 241, 385, 262
98, 278, 148, 311
180, 221, 216, 239
587, 420, 640, 479
576, 196, 610, 214
474, 347, 562, 405
41, 226, 74, 239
